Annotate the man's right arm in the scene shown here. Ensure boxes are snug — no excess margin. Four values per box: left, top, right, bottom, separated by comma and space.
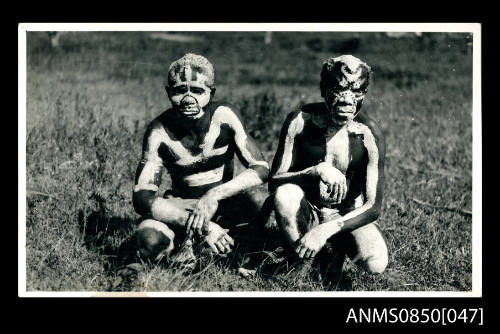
269, 111, 315, 192
132, 121, 190, 227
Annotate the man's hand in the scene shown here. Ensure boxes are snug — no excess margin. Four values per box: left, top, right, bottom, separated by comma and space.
313, 162, 347, 204
186, 194, 219, 236
204, 223, 235, 254
295, 225, 329, 259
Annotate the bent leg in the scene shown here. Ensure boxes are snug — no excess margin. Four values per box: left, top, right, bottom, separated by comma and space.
131, 194, 199, 262
272, 183, 319, 278
217, 186, 271, 227
273, 183, 313, 249
132, 219, 176, 262
345, 222, 388, 274
216, 186, 272, 253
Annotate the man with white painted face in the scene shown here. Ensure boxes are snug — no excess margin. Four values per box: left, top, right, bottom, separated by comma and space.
130, 53, 270, 265
270, 55, 388, 277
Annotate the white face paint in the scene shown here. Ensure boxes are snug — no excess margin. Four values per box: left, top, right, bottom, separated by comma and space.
168, 65, 212, 120
321, 55, 371, 127
325, 87, 366, 126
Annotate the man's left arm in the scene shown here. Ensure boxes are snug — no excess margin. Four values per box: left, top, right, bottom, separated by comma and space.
325, 122, 385, 233
187, 107, 270, 235
296, 119, 385, 258
207, 108, 269, 200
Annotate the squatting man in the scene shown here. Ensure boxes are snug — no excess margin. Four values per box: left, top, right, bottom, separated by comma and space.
128, 53, 270, 267
269, 55, 388, 276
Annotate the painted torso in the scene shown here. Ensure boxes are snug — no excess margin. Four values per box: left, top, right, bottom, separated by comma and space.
294, 104, 371, 209
154, 103, 237, 198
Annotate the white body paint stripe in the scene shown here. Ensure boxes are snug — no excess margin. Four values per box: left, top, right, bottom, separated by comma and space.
134, 183, 159, 192
201, 114, 222, 155
325, 127, 350, 171
176, 144, 229, 166
249, 161, 270, 168
136, 146, 163, 193
215, 106, 269, 168
354, 194, 365, 208
333, 123, 379, 223
361, 125, 379, 203
142, 151, 163, 165
346, 120, 365, 134
154, 114, 230, 166
278, 112, 305, 173
210, 144, 229, 156
182, 165, 225, 186
157, 125, 200, 165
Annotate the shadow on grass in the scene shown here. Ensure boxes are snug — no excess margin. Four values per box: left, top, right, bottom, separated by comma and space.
78, 193, 138, 273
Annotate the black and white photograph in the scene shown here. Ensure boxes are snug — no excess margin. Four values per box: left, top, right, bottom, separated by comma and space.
19, 23, 480, 297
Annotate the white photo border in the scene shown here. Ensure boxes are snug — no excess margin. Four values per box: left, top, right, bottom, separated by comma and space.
18, 22, 481, 298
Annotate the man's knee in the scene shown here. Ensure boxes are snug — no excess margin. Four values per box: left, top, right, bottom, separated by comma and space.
350, 223, 388, 274
244, 186, 279, 230
365, 251, 388, 274
221, 186, 272, 227
273, 183, 305, 218
134, 219, 175, 261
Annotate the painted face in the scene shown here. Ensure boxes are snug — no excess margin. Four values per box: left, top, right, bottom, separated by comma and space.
321, 55, 371, 126
324, 84, 366, 126
168, 65, 212, 120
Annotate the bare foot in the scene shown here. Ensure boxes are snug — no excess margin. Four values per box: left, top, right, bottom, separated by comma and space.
238, 267, 256, 278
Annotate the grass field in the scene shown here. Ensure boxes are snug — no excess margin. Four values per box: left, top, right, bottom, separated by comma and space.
24, 31, 473, 292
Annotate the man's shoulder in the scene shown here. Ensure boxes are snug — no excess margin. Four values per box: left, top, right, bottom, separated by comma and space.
349, 115, 386, 159
278, 109, 308, 136
279, 102, 326, 124
145, 118, 163, 134
299, 103, 332, 130
149, 113, 167, 129
351, 114, 385, 142
284, 102, 326, 122
209, 100, 235, 112
210, 101, 236, 117
210, 101, 245, 128
143, 111, 172, 140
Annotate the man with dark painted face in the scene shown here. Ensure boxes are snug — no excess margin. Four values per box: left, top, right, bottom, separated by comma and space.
130, 53, 270, 265
270, 55, 388, 276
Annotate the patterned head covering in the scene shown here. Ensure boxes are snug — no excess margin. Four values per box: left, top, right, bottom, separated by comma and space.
167, 53, 215, 88
320, 55, 371, 96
